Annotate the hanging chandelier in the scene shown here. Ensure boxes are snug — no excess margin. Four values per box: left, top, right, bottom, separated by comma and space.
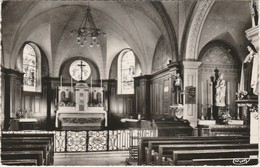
70, 6, 106, 47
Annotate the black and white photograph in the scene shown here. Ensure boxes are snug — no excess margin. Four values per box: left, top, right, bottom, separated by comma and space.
0, 0, 259, 166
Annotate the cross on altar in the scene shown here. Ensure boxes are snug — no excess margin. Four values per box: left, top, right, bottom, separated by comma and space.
78, 61, 86, 81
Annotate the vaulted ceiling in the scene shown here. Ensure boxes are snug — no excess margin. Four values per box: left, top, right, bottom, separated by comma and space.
1, 0, 252, 77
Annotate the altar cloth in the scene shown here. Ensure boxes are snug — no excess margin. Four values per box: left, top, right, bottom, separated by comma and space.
56, 110, 107, 129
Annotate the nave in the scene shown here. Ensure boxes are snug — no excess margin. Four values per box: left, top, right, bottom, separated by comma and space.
1, 0, 259, 166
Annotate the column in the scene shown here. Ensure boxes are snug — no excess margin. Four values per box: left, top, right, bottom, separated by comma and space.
182, 61, 202, 127
134, 75, 151, 119
3, 69, 24, 130
42, 77, 59, 130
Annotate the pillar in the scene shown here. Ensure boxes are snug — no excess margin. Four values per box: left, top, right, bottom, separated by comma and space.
134, 75, 151, 119
182, 61, 202, 127
3, 68, 24, 130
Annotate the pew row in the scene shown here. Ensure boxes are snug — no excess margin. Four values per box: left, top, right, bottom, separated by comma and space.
192, 157, 258, 166
169, 148, 258, 165
154, 143, 258, 165
1, 133, 54, 165
1, 159, 38, 166
138, 136, 249, 165
145, 138, 249, 164
1, 151, 44, 165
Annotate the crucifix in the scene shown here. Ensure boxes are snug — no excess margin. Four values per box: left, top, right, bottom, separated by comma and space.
78, 61, 86, 81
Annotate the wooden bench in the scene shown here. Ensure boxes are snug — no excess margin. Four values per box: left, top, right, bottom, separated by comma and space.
1, 139, 52, 165
145, 138, 249, 164
138, 136, 249, 164
1, 150, 44, 165
1, 159, 38, 165
2, 144, 50, 165
154, 143, 258, 165
192, 157, 258, 166
2, 133, 55, 164
170, 148, 258, 165
138, 136, 249, 165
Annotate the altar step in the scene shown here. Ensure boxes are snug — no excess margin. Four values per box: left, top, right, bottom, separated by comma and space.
125, 158, 138, 165
54, 151, 128, 166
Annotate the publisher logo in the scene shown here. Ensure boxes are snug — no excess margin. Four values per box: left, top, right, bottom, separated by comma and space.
233, 158, 250, 165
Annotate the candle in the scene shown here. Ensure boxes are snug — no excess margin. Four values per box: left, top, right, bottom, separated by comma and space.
227, 82, 230, 105
91, 76, 93, 92
71, 77, 73, 91
100, 77, 102, 89
101, 77, 103, 105
210, 81, 213, 105
60, 75, 62, 87
206, 80, 208, 107
201, 81, 204, 106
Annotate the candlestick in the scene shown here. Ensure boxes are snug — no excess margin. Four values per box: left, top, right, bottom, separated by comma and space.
201, 107, 205, 120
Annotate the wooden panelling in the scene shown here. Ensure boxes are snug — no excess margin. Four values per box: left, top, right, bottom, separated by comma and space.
127, 98, 133, 114
149, 72, 172, 118
35, 96, 41, 113
24, 96, 31, 110
118, 99, 124, 114
109, 81, 134, 118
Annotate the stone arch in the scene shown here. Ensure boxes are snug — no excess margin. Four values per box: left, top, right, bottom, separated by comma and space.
198, 40, 240, 119
185, 0, 215, 60
151, 35, 171, 73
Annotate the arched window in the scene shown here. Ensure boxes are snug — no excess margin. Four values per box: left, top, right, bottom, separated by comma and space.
118, 49, 135, 94
23, 43, 41, 92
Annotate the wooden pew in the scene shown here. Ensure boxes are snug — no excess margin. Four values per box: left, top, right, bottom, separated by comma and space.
1, 139, 52, 165
2, 136, 54, 164
1, 150, 44, 165
170, 148, 258, 165
145, 138, 249, 164
138, 136, 249, 164
1, 144, 50, 165
1, 159, 38, 165
154, 143, 258, 165
192, 157, 258, 166
2, 133, 55, 164
139, 136, 249, 165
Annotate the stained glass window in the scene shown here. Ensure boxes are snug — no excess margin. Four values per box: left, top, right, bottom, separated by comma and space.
23, 44, 37, 91
69, 60, 91, 81
118, 50, 135, 94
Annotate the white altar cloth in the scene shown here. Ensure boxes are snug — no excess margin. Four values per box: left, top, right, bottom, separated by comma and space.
55, 109, 107, 128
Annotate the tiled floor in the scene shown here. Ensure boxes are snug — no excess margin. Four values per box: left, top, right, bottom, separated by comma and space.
54, 151, 129, 166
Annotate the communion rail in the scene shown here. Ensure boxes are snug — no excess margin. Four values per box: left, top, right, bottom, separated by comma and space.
2, 129, 157, 152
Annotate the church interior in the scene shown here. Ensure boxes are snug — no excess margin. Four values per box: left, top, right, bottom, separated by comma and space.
0, 0, 259, 166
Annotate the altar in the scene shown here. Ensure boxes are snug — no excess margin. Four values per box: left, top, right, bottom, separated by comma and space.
55, 81, 107, 130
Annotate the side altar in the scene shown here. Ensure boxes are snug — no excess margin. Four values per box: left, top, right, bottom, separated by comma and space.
55, 82, 107, 130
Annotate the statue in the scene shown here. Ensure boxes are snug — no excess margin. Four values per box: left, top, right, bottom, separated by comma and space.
249, 0, 259, 27
173, 73, 183, 104
240, 44, 259, 95
16, 106, 23, 118
215, 73, 226, 107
